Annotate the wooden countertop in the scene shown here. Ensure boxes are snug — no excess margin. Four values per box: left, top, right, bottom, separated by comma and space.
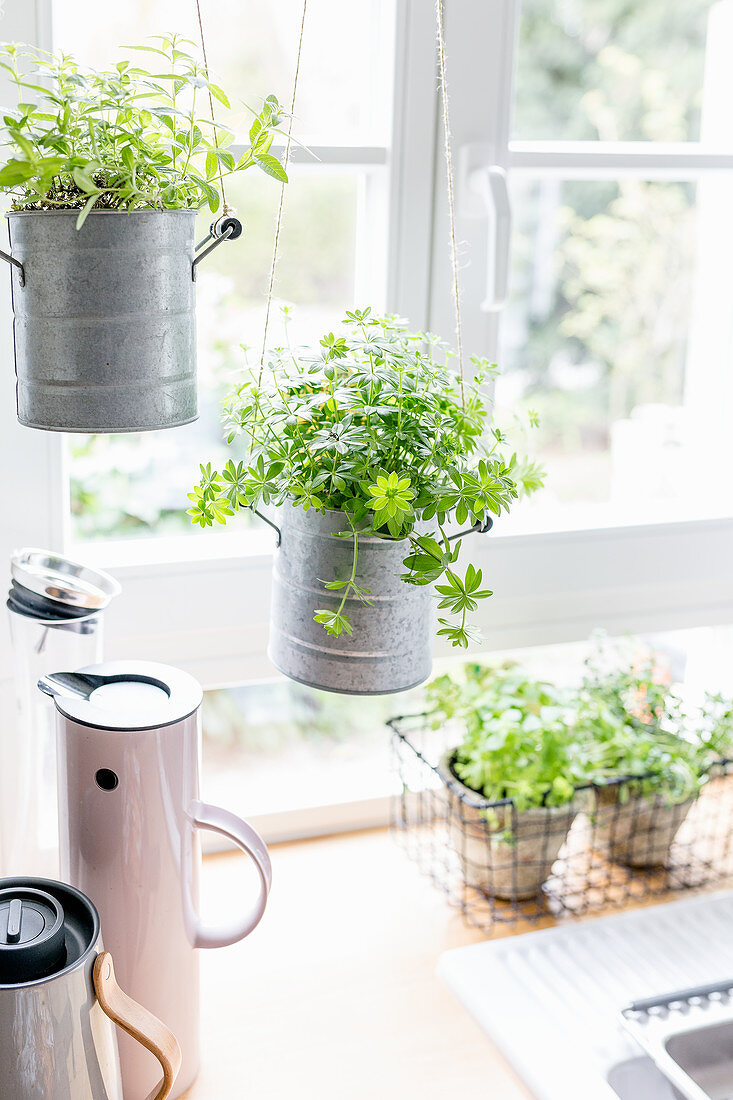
183, 827, 531, 1100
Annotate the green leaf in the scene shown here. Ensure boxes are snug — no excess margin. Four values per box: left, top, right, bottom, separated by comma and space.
254, 153, 288, 183
71, 164, 100, 194
75, 193, 99, 230
0, 159, 34, 186
208, 84, 230, 109
313, 609, 353, 637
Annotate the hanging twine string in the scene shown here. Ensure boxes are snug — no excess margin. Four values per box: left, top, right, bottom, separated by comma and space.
194, 0, 231, 214
257, 0, 309, 385
435, 0, 466, 410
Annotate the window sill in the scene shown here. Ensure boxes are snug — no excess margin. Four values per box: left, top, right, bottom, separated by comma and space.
72, 512, 733, 575
189, 829, 523, 1099
69, 528, 275, 572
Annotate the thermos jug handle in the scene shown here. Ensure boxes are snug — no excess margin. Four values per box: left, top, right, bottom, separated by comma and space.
94, 952, 182, 1100
191, 800, 272, 949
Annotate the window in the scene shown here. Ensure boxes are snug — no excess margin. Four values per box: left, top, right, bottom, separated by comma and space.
499, 0, 733, 532
50, 0, 396, 545
2, 0, 733, 840
420, 0, 733, 656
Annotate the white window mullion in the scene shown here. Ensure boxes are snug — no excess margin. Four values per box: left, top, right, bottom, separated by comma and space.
509, 141, 733, 177
386, 0, 440, 329
239, 145, 389, 167
426, 0, 520, 358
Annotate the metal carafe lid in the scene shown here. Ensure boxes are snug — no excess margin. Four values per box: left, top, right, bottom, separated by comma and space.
38, 661, 202, 732
8, 548, 121, 620
0, 878, 99, 986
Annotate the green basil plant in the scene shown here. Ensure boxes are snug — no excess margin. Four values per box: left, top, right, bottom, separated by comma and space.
0, 35, 287, 228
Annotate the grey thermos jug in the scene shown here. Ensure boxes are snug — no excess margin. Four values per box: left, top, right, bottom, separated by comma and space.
0, 877, 181, 1099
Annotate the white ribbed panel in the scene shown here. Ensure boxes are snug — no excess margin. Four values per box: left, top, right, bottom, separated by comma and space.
437, 891, 733, 1100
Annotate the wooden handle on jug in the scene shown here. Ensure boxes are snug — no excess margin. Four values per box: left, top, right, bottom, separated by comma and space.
94, 952, 182, 1100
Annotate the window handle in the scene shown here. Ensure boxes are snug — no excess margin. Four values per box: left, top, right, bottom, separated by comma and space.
469, 164, 512, 312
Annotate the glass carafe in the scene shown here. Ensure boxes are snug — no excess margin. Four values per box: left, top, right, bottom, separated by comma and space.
1, 550, 120, 878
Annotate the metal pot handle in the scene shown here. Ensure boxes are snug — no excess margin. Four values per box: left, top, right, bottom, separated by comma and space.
446, 516, 493, 542
0, 247, 25, 286
191, 800, 272, 949
191, 214, 243, 280
248, 509, 491, 548
93, 952, 182, 1100
251, 506, 282, 546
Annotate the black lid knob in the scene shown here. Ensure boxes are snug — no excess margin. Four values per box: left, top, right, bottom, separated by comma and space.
0, 887, 66, 983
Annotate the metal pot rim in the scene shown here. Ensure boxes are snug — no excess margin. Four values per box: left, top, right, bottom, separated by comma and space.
280, 501, 418, 544
6, 207, 199, 218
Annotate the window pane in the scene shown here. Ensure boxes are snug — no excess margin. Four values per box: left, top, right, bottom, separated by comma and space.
69, 170, 372, 541
52, 0, 395, 144
201, 681, 402, 818
497, 176, 733, 530
200, 623, 733, 824
514, 0, 724, 143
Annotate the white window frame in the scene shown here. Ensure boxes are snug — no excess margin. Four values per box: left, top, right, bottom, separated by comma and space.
0, 0, 447, 683
420, 0, 733, 655
3, 0, 733, 839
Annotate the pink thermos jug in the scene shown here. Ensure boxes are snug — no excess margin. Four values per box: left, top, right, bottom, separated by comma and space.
40, 661, 272, 1099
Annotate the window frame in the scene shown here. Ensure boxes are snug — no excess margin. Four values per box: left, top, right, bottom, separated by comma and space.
3, 0, 733, 842
0, 0, 443, 687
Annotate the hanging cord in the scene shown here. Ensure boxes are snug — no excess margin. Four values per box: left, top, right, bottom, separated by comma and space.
257, 0, 308, 385
435, 0, 466, 410
195, 0, 231, 215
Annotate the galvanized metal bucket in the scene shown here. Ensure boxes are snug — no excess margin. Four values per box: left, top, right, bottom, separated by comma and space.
267, 505, 434, 695
0, 209, 237, 433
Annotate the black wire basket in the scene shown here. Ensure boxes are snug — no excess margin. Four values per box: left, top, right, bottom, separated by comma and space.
389, 713, 733, 935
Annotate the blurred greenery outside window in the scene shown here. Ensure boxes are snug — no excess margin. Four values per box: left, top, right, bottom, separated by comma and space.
501, 0, 733, 529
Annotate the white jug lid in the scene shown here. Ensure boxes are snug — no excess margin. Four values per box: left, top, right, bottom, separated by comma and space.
40, 661, 203, 731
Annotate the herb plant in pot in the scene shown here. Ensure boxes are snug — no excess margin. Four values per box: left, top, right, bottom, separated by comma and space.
189, 310, 543, 694
427, 663, 587, 901
0, 37, 286, 433
576, 644, 732, 869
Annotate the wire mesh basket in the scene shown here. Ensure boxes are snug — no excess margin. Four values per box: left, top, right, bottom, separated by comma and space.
390, 713, 733, 935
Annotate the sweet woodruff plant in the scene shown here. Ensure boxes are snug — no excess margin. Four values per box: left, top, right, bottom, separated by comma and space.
0, 35, 286, 227
189, 309, 544, 648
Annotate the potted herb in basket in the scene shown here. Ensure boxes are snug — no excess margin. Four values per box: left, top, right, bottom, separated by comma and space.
0, 36, 287, 433
426, 662, 589, 901
576, 642, 733, 868
188, 309, 543, 694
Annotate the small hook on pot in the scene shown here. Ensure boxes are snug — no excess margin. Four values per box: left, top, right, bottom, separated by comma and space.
192, 215, 243, 280
0, 247, 25, 286
446, 516, 493, 543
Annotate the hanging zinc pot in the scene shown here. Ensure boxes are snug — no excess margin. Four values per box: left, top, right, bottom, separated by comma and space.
267, 505, 434, 696
0, 209, 240, 434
